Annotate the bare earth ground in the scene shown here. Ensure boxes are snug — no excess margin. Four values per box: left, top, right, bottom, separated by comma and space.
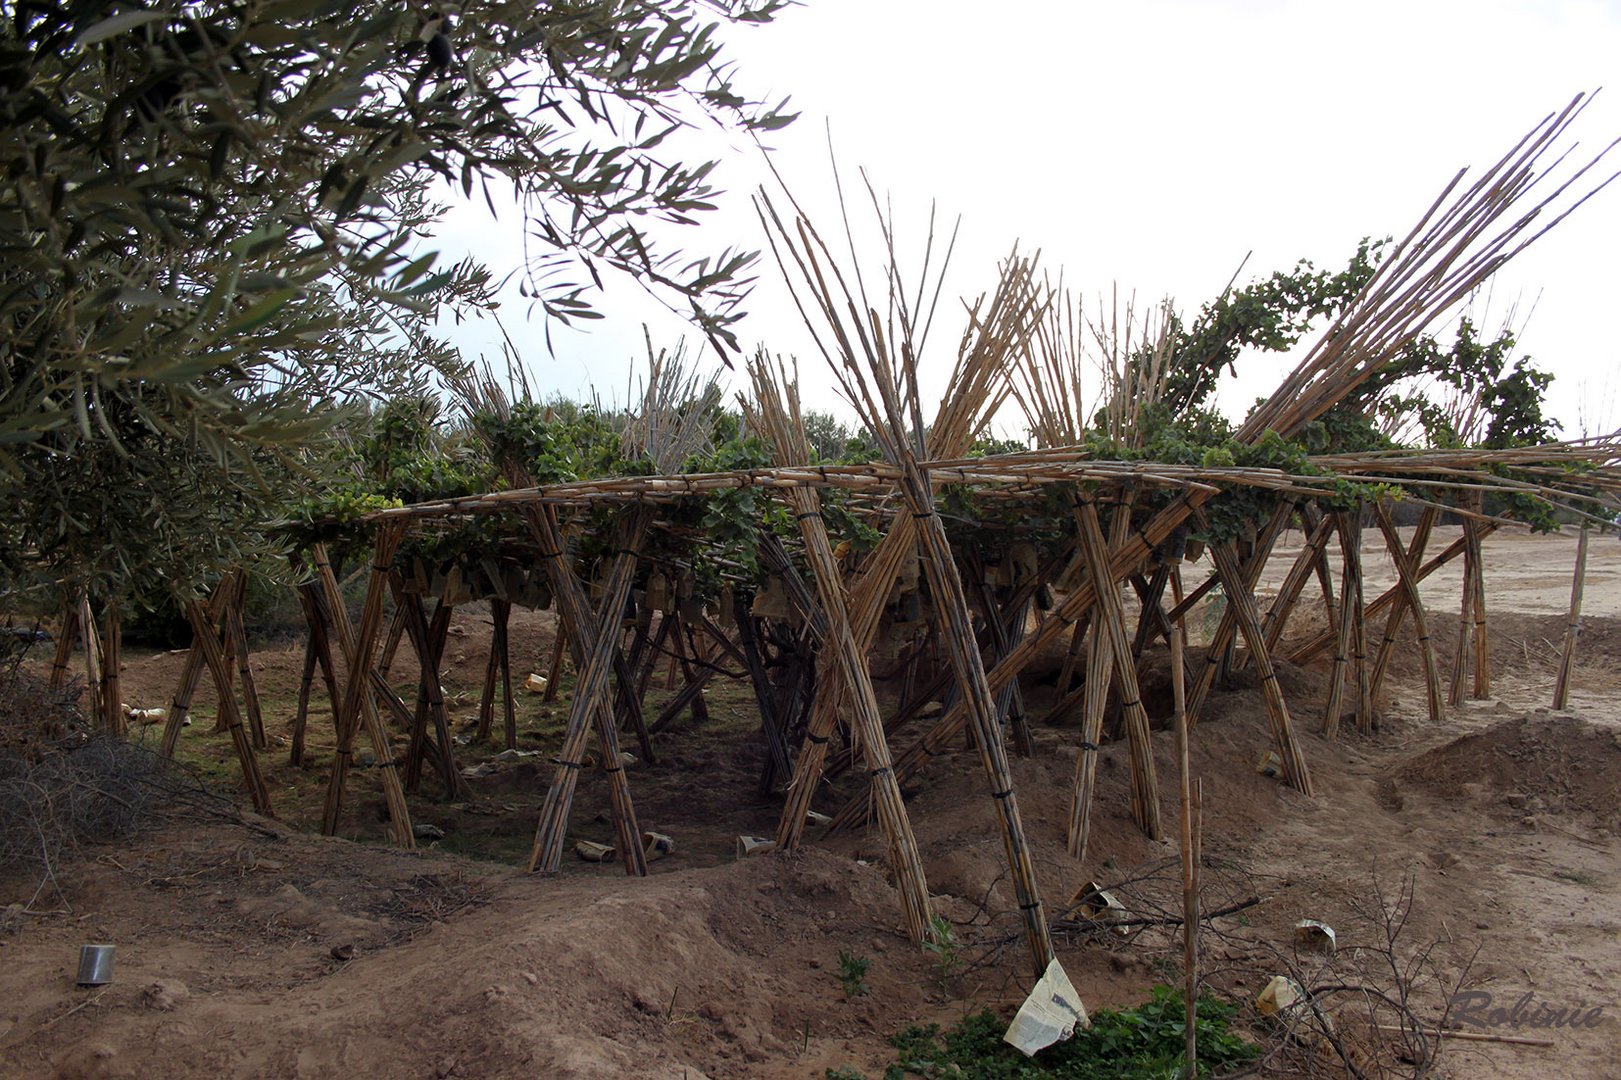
1, 527, 1617, 1078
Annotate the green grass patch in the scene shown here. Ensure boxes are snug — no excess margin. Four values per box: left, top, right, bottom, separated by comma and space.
845, 986, 1259, 1079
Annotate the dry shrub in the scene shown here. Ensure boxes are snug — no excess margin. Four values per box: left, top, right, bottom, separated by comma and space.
0, 667, 223, 906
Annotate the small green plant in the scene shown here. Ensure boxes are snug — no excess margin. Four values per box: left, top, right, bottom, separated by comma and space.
922, 914, 963, 983
882, 986, 1259, 1079
837, 950, 872, 999
824, 1068, 867, 1080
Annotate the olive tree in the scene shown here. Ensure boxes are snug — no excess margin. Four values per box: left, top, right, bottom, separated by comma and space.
0, 0, 791, 623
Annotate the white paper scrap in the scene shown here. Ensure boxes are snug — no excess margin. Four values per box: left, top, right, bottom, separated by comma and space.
1003, 958, 1090, 1057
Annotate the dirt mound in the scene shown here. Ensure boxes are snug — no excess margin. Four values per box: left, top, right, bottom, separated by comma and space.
1392, 714, 1621, 829
0, 825, 984, 1080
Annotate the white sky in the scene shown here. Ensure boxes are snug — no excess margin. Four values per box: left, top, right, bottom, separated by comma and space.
434, 0, 1621, 439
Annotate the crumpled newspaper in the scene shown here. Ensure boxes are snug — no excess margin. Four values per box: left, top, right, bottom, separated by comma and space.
1003, 958, 1090, 1056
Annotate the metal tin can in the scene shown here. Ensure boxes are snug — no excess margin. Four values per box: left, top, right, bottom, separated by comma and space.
76, 944, 115, 987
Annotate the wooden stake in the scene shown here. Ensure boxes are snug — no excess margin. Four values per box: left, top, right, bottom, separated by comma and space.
1552, 525, 1589, 710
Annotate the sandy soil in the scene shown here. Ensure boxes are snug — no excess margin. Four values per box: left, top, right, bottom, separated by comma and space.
1, 527, 1617, 1078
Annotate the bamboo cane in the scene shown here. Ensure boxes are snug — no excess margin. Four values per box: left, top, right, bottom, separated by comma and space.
477, 598, 516, 747
1165, 570, 1222, 629
737, 599, 791, 794
1169, 562, 1186, 638
1552, 525, 1589, 710
1370, 505, 1444, 722
206, 572, 249, 733
48, 598, 79, 693
781, 485, 932, 942
1469, 507, 1490, 700
314, 535, 414, 846
628, 612, 661, 697
396, 587, 468, 800
1346, 512, 1371, 735
1449, 522, 1474, 707
1365, 508, 1436, 695
160, 577, 233, 758
292, 632, 317, 767
749, 358, 934, 942
1205, 532, 1313, 795
612, 647, 656, 764
1052, 609, 1089, 703
975, 567, 1034, 756
826, 491, 1212, 834
1067, 588, 1114, 861
1261, 513, 1337, 654
1289, 524, 1496, 666
671, 615, 711, 726
1073, 495, 1161, 839
1322, 513, 1359, 739
477, 602, 501, 743
184, 597, 272, 815
225, 588, 266, 752
782, 106, 1617, 849
1130, 564, 1173, 658
101, 600, 124, 736
1185, 503, 1294, 722
911, 468, 1056, 975
79, 593, 102, 732
289, 581, 345, 767
397, 591, 450, 786
1171, 619, 1197, 1080
527, 504, 649, 877
776, 514, 923, 849
542, 624, 566, 702
378, 601, 406, 678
